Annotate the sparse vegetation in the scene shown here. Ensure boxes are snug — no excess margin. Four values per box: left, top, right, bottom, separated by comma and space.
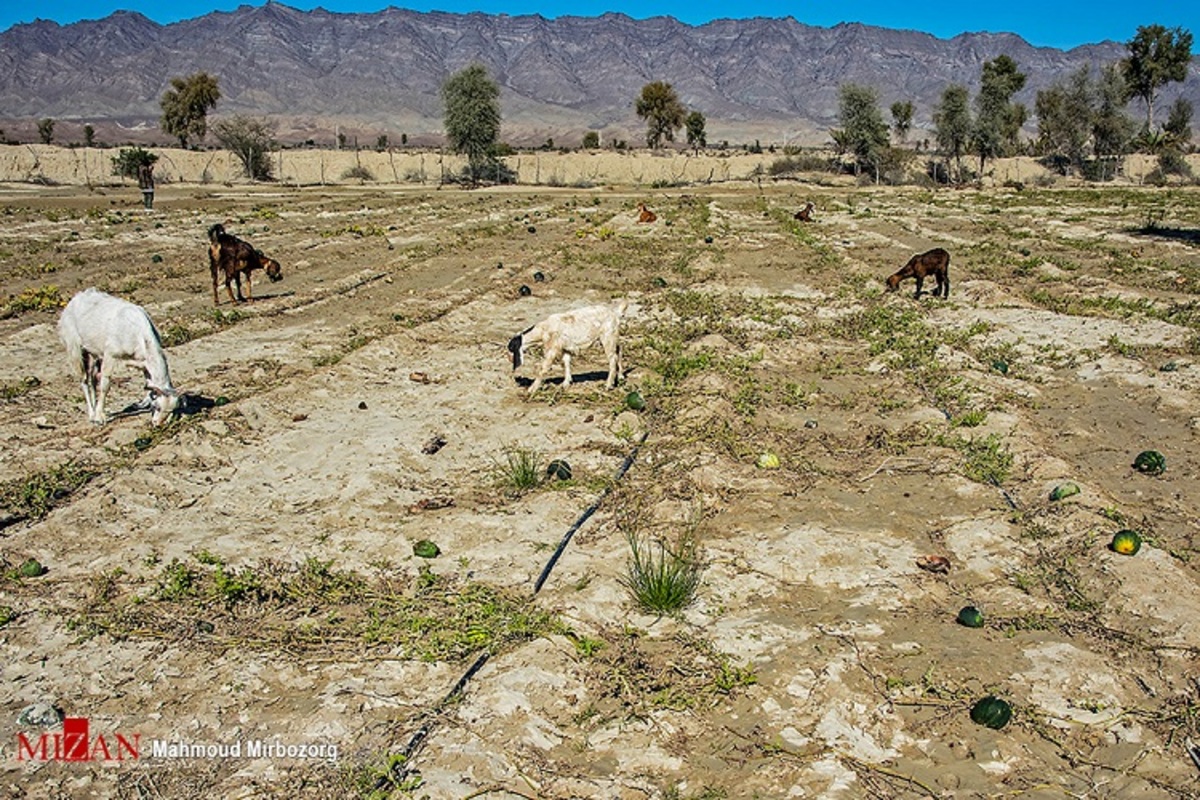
621, 530, 703, 614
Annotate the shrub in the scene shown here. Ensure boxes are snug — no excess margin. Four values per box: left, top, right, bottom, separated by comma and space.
111, 147, 158, 180
341, 165, 375, 182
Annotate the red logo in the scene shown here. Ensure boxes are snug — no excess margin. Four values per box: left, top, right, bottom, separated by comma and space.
17, 717, 139, 762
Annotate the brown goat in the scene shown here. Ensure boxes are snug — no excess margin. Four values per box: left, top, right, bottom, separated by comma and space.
886, 248, 950, 299
637, 203, 657, 224
207, 223, 283, 305
794, 202, 815, 222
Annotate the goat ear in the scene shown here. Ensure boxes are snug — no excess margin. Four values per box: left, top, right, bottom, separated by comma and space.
507, 336, 524, 370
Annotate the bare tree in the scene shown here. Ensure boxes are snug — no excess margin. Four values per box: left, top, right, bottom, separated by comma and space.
213, 116, 276, 181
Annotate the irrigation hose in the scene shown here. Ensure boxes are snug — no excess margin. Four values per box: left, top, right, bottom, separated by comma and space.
376, 426, 651, 790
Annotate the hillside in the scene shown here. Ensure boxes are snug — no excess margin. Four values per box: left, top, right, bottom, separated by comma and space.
0, 4, 1197, 147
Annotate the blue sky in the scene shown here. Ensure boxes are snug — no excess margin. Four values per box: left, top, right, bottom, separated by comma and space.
1, 0, 1195, 51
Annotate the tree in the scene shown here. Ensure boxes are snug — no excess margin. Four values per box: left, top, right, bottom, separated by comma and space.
890, 101, 914, 144
838, 83, 889, 179
582, 131, 600, 149
376, 134, 389, 151
111, 147, 158, 180
83, 124, 96, 147
37, 118, 54, 144
1165, 97, 1193, 144
1093, 64, 1136, 161
685, 110, 707, 151
441, 63, 503, 185
973, 55, 1027, 173
635, 81, 686, 149
160, 72, 220, 148
1122, 25, 1193, 131
934, 84, 972, 182
1035, 66, 1093, 170
213, 115, 276, 181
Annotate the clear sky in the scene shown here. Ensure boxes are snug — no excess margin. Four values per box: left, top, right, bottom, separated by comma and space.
0, 0, 1195, 51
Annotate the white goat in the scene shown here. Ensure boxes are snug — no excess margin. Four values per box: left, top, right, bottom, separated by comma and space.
57, 288, 181, 426
508, 300, 628, 395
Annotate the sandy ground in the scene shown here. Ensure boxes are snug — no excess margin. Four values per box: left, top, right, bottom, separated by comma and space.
0, 162, 1198, 798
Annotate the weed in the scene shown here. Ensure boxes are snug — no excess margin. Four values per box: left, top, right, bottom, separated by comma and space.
0, 376, 40, 401
952, 409, 988, 428
493, 446, 543, 494
209, 308, 245, 327
3, 285, 64, 317
0, 461, 97, 520
159, 322, 195, 348
621, 531, 703, 615
937, 432, 1013, 485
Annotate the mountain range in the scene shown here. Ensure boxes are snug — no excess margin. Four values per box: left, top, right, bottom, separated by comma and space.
0, 3, 1196, 147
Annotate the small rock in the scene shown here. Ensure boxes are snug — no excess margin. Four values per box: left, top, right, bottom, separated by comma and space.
409, 371, 431, 384
804, 419, 818, 429
409, 496, 454, 513
519, 285, 532, 297
18, 702, 63, 728
358, 401, 368, 410
291, 413, 308, 423
916, 555, 951, 574
421, 435, 447, 455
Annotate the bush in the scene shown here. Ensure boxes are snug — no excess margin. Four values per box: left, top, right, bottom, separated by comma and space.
767, 154, 833, 175
1159, 148, 1193, 178
111, 147, 158, 180
213, 116, 276, 181
341, 165, 375, 182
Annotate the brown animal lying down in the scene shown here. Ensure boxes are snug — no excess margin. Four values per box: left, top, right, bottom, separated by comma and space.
794, 202, 815, 222
207, 223, 283, 305
637, 202, 657, 223
887, 247, 950, 298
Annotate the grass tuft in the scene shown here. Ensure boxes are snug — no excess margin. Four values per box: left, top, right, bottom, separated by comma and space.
621, 531, 703, 614
494, 446, 543, 494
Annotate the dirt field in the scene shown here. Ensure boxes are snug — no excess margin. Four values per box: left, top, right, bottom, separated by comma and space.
0, 170, 1199, 799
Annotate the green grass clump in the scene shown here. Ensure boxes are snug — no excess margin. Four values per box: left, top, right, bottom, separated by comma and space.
621, 532, 703, 614
494, 446, 543, 494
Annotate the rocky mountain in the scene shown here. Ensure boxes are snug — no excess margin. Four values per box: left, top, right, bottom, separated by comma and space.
0, 3, 1195, 147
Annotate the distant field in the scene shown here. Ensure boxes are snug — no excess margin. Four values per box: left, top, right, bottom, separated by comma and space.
2, 143, 1197, 189
0, 177, 1198, 797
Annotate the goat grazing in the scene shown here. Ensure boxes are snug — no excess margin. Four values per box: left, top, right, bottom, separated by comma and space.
794, 202, 815, 222
57, 288, 181, 426
637, 203, 657, 224
208, 223, 283, 306
508, 301, 628, 396
886, 248, 950, 299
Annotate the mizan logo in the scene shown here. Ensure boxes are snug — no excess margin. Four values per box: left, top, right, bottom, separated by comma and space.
17, 717, 140, 762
